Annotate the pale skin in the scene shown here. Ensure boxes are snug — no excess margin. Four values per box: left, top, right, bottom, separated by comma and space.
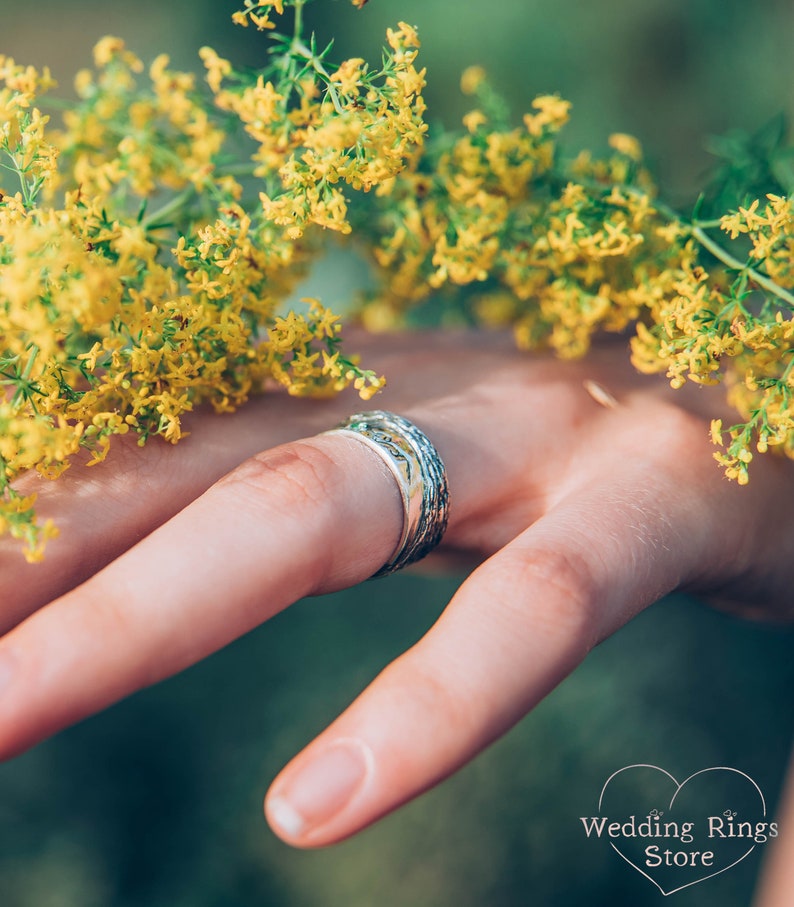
0, 330, 793, 857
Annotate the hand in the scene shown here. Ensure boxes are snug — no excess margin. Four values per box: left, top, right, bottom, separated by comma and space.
1, 330, 792, 849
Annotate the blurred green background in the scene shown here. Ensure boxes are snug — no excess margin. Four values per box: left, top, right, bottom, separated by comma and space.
3, 1, 794, 905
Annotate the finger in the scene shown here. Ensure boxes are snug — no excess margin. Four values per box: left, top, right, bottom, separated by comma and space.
0, 327, 519, 624
263, 472, 712, 847
0, 430, 406, 759
753, 746, 794, 907
0, 327, 591, 625
0, 331, 619, 627
0, 394, 348, 629
0, 364, 567, 761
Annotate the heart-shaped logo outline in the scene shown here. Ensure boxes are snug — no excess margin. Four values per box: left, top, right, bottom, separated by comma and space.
598, 764, 766, 896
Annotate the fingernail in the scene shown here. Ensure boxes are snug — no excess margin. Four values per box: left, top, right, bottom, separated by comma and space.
268, 738, 372, 838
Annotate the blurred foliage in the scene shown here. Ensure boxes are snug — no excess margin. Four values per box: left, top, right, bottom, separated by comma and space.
699, 114, 794, 219
6, 0, 793, 197
2, 1, 794, 904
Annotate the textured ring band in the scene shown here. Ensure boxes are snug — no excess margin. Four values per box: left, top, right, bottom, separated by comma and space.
324, 410, 450, 577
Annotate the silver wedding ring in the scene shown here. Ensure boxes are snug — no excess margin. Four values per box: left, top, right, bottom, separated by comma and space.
325, 411, 450, 577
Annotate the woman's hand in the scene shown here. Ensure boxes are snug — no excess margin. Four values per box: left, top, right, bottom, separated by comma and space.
1, 330, 792, 847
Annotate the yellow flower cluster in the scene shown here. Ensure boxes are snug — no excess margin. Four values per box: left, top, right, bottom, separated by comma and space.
1, 0, 410, 559
2, 0, 793, 557
208, 15, 426, 239
721, 195, 793, 287
360, 68, 794, 485
362, 76, 686, 362
0, 55, 58, 205
626, 197, 794, 483
231, 0, 286, 31
58, 41, 226, 199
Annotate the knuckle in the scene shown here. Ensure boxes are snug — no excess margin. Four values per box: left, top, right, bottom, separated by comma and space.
217, 440, 341, 590
386, 649, 478, 739
500, 545, 601, 654
222, 439, 337, 517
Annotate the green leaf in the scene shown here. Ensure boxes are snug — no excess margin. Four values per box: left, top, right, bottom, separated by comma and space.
770, 148, 794, 194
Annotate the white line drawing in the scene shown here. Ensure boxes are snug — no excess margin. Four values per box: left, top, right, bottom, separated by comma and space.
596, 764, 766, 896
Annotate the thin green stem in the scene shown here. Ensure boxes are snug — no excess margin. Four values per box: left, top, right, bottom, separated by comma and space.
0, 455, 11, 493
691, 225, 794, 309
620, 187, 794, 310
22, 345, 39, 380
1, 150, 32, 205
223, 162, 259, 177
39, 96, 76, 110
293, 0, 304, 43
141, 186, 196, 230
692, 218, 724, 230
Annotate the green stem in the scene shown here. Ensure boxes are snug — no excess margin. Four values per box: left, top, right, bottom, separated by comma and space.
692, 218, 724, 230
621, 188, 794, 310
691, 225, 794, 309
1, 150, 33, 205
293, 0, 304, 42
141, 186, 196, 230
22, 345, 39, 382
40, 97, 77, 111
223, 162, 259, 177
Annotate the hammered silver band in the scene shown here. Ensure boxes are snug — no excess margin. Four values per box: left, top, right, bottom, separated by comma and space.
325, 411, 450, 577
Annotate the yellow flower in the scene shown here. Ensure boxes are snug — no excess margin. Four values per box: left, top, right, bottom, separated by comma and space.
386, 22, 421, 51
460, 65, 486, 96
524, 94, 571, 136
462, 110, 487, 133
609, 133, 643, 161
331, 58, 365, 95
250, 12, 276, 31
199, 47, 232, 94
92, 36, 143, 72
